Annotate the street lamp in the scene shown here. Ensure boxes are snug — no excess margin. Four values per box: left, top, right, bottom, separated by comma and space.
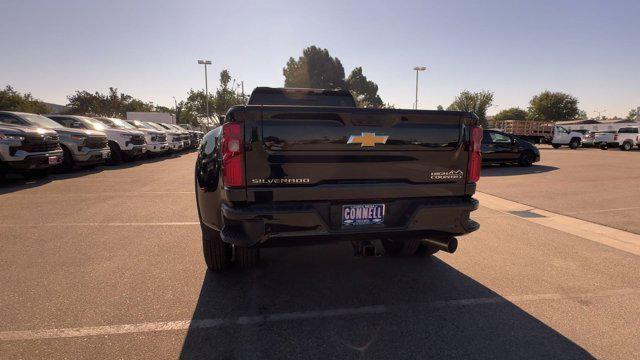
197, 59, 212, 119
413, 66, 427, 109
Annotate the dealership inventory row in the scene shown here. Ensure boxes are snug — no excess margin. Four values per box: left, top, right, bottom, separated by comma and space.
0, 111, 203, 178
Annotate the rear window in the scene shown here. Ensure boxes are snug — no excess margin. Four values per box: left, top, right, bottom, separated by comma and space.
249, 88, 356, 107
618, 127, 638, 133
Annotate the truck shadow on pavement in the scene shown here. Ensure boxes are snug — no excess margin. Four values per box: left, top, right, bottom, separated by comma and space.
179, 243, 593, 359
481, 164, 559, 177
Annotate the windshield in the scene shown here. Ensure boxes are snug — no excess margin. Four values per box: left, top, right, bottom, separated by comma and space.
20, 114, 64, 129
112, 118, 137, 130
129, 120, 155, 130
168, 124, 186, 131
156, 123, 173, 130
76, 117, 108, 131
146, 122, 167, 131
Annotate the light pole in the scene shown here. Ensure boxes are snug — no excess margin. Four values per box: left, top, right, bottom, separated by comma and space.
172, 96, 178, 124
197, 59, 212, 119
413, 66, 426, 109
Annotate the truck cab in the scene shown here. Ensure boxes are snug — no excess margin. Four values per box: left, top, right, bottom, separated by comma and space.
552, 126, 584, 149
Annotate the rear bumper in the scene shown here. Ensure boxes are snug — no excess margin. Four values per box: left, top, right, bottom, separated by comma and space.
219, 196, 479, 247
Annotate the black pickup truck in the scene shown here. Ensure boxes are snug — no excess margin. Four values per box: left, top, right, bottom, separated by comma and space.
195, 87, 481, 270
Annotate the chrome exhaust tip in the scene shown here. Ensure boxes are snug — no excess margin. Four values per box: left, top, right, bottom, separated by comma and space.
421, 236, 458, 253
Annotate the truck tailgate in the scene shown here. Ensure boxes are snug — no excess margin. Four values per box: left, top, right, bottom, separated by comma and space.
243, 107, 473, 201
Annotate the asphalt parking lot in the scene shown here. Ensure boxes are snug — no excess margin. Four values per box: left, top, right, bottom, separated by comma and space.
1, 148, 640, 359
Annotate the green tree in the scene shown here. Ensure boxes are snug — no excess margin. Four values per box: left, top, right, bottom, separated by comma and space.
66, 87, 154, 117
213, 69, 244, 115
527, 91, 580, 121
493, 107, 528, 121
447, 90, 494, 127
627, 108, 638, 121
345, 67, 384, 108
0, 85, 49, 114
283, 46, 346, 89
436, 105, 444, 111
177, 69, 245, 126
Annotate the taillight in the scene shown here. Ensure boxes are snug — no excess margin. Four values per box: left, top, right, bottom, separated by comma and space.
467, 126, 483, 183
221, 122, 244, 187
614, 134, 619, 141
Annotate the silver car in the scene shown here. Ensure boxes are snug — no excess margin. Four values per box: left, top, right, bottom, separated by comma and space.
0, 111, 110, 169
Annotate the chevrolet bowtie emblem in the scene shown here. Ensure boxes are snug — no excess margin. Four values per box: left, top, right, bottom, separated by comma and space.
347, 132, 389, 147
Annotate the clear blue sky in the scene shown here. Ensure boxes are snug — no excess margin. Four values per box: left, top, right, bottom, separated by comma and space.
1, 0, 638, 117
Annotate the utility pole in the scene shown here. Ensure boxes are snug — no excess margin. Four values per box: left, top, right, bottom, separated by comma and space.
241, 81, 245, 104
197, 59, 212, 119
413, 66, 426, 109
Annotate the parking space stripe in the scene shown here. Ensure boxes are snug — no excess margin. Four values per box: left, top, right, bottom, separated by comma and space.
1, 288, 638, 341
476, 192, 640, 256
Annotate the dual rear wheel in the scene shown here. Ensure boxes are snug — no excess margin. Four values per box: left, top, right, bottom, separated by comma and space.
201, 225, 259, 271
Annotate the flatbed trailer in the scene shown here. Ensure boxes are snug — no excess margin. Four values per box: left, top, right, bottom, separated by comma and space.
488, 120, 554, 143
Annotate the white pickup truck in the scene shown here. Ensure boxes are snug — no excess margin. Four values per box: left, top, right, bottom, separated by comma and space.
551, 125, 585, 149
599, 127, 640, 150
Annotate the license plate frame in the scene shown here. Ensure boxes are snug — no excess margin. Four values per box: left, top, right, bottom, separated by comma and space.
48, 156, 58, 165
342, 203, 385, 227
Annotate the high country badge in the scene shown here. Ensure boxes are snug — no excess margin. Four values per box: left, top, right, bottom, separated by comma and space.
430, 170, 464, 180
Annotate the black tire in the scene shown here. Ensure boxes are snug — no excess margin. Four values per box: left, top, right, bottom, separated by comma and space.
569, 138, 580, 149
235, 246, 260, 268
381, 238, 421, 256
518, 151, 535, 167
600, 143, 608, 150
108, 141, 123, 164
201, 225, 232, 271
621, 142, 632, 151
59, 145, 75, 171
552, 144, 561, 149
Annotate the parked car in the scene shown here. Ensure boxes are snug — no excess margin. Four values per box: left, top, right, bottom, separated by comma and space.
144, 122, 184, 152
195, 87, 481, 270
158, 123, 189, 149
482, 130, 540, 167
581, 131, 597, 147
615, 127, 639, 151
92, 117, 147, 162
178, 123, 205, 145
0, 111, 109, 169
598, 127, 639, 150
551, 126, 585, 149
594, 131, 616, 148
0, 121, 63, 178
167, 123, 199, 149
124, 120, 170, 155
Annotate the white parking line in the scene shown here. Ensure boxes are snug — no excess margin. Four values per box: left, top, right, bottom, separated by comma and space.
476, 192, 640, 256
1, 288, 638, 341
